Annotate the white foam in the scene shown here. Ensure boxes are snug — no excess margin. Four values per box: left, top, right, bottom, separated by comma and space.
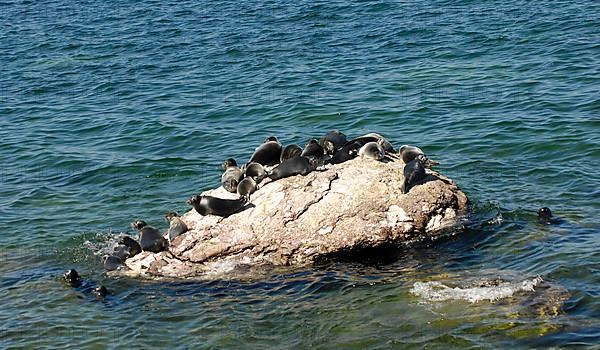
410, 276, 543, 303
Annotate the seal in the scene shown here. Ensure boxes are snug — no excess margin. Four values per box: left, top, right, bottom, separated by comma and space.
221, 158, 244, 193
399, 145, 439, 167
328, 140, 362, 164
402, 158, 426, 194
63, 269, 82, 287
248, 136, 282, 166
119, 236, 141, 258
93, 285, 108, 299
237, 176, 257, 199
358, 141, 385, 161
346, 133, 395, 153
112, 244, 131, 261
280, 144, 303, 162
103, 255, 127, 271
269, 156, 317, 181
131, 220, 167, 253
319, 130, 347, 155
187, 195, 247, 217
537, 207, 552, 221
165, 211, 188, 242
243, 162, 268, 183
301, 139, 324, 159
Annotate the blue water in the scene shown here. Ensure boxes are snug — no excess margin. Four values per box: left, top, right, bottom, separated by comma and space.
1, 0, 599, 348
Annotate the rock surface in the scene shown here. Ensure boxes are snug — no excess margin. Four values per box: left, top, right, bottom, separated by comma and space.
120, 156, 469, 279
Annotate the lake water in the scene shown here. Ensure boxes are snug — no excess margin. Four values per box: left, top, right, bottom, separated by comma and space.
1, 0, 599, 348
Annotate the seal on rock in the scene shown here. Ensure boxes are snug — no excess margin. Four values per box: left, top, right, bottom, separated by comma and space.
248, 136, 282, 167
402, 158, 426, 194
165, 211, 188, 242
280, 144, 303, 162
358, 141, 385, 161
103, 255, 127, 271
119, 236, 141, 258
399, 145, 439, 167
243, 162, 268, 183
269, 156, 317, 181
319, 130, 347, 155
237, 176, 257, 199
221, 158, 244, 193
131, 220, 167, 253
187, 195, 247, 217
328, 141, 362, 165
301, 139, 325, 159
347, 133, 395, 153
112, 244, 131, 261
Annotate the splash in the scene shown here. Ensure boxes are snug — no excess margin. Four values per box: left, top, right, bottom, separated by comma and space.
410, 276, 544, 303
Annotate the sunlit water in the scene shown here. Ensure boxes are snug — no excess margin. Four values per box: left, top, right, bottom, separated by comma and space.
1, 0, 599, 348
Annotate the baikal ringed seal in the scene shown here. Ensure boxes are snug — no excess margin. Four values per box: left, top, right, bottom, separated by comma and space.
187, 194, 247, 217
319, 130, 347, 155
248, 136, 282, 167
280, 144, 303, 162
399, 145, 439, 167
165, 211, 188, 242
358, 141, 385, 161
402, 158, 426, 194
131, 220, 167, 253
237, 176, 257, 199
269, 156, 317, 181
221, 158, 244, 193
301, 139, 324, 159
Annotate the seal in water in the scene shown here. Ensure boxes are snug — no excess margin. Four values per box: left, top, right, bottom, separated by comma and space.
248, 136, 282, 167
187, 195, 247, 217
131, 220, 167, 253
93, 285, 108, 299
165, 211, 188, 242
537, 207, 552, 221
399, 145, 439, 167
301, 139, 324, 159
269, 156, 317, 181
221, 158, 244, 193
63, 269, 82, 287
119, 236, 141, 258
243, 162, 268, 183
103, 255, 127, 271
280, 144, 303, 162
358, 141, 385, 161
328, 140, 362, 164
319, 130, 347, 155
402, 158, 426, 194
237, 176, 257, 199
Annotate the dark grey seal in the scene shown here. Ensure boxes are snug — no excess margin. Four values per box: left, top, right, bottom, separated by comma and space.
63, 269, 82, 287
328, 141, 362, 165
237, 176, 257, 199
165, 211, 188, 242
402, 158, 426, 194
319, 130, 347, 155
280, 144, 303, 162
346, 133, 395, 153
131, 220, 167, 253
301, 139, 324, 159
119, 236, 142, 258
187, 195, 247, 217
93, 286, 108, 299
243, 161, 268, 183
248, 136, 282, 167
269, 156, 317, 181
358, 141, 385, 161
221, 158, 244, 193
103, 255, 127, 271
399, 145, 439, 167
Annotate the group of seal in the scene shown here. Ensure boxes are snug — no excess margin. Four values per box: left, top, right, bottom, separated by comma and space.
62, 269, 108, 299
95, 130, 439, 272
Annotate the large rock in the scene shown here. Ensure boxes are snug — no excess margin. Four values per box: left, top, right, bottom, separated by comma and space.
120, 156, 468, 279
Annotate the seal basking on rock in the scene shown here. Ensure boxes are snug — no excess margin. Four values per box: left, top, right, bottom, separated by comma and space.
248, 136, 282, 167
399, 145, 439, 167
301, 139, 324, 159
328, 141, 362, 165
187, 195, 247, 217
221, 158, 244, 193
165, 211, 188, 242
358, 141, 385, 161
103, 255, 127, 271
269, 156, 317, 181
280, 144, 303, 162
237, 176, 257, 200
319, 130, 347, 155
243, 162, 268, 183
119, 236, 141, 258
402, 158, 426, 194
131, 220, 167, 253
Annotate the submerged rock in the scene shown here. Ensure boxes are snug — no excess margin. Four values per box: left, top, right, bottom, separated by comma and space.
120, 156, 468, 279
